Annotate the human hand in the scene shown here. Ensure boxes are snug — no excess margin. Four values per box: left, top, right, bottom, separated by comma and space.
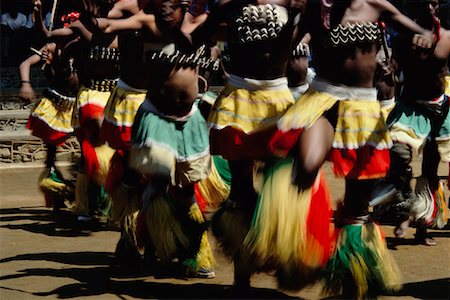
40, 48, 53, 65
412, 32, 434, 50
19, 84, 35, 103
81, 0, 99, 18
33, 0, 42, 12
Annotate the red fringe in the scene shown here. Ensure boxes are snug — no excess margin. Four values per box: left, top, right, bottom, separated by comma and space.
268, 128, 303, 157
79, 103, 105, 126
27, 116, 69, 146
306, 171, 335, 265
194, 183, 207, 213
101, 120, 132, 150
210, 126, 276, 160
329, 147, 390, 179
82, 140, 99, 178
105, 151, 125, 194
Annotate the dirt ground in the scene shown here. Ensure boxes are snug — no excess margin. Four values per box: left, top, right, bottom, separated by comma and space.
0, 160, 449, 300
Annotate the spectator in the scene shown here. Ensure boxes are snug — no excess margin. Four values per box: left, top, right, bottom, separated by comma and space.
1, 4, 31, 66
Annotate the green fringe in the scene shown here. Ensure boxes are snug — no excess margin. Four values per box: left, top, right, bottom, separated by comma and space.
323, 222, 401, 298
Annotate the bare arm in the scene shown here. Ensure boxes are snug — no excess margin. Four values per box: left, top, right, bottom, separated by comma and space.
19, 44, 56, 102
107, 0, 140, 19
372, 0, 434, 48
18, 53, 40, 102
102, 10, 158, 34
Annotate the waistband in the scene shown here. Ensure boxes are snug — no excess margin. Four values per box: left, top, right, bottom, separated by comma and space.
228, 74, 288, 91
310, 77, 377, 101
414, 94, 446, 115
290, 82, 309, 95
44, 87, 76, 110
141, 99, 198, 122
117, 78, 147, 93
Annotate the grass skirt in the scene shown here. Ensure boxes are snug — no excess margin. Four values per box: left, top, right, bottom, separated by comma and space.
413, 176, 448, 229
139, 186, 214, 270
194, 155, 231, 220
27, 96, 74, 146
38, 168, 74, 208
244, 158, 334, 290
323, 222, 401, 298
271, 79, 392, 179
101, 80, 146, 150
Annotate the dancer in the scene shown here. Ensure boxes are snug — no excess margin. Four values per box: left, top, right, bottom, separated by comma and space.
178, 0, 334, 292
33, 0, 119, 221
86, 0, 217, 277
386, 0, 450, 245
80, 0, 149, 264
19, 38, 79, 209
260, 0, 435, 297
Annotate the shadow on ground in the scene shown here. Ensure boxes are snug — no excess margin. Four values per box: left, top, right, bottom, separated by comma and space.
0, 207, 117, 237
382, 278, 450, 299
1, 251, 449, 299
0, 251, 299, 299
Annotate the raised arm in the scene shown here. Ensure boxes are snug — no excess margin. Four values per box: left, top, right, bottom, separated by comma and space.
373, 0, 434, 48
188, 1, 232, 47
33, 0, 75, 39
18, 43, 55, 102
107, 0, 140, 19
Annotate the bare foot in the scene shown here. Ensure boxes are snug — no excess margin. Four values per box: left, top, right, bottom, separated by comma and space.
418, 236, 437, 246
394, 219, 410, 238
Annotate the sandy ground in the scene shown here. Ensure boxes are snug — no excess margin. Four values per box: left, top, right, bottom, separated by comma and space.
0, 160, 449, 300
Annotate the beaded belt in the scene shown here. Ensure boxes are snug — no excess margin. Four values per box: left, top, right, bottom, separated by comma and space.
88, 78, 118, 92
44, 88, 76, 111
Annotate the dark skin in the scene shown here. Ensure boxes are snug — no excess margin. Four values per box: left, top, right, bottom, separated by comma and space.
82, 0, 152, 89
33, 0, 119, 83
392, 2, 450, 246
19, 40, 80, 168
189, 0, 306, 80
84, 0, 210, 116
291, 0, 436, 215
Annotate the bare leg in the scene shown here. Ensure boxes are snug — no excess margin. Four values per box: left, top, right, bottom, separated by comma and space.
416, 139, 440, 246
294, 116, 334, 189
45, 144, 57, 168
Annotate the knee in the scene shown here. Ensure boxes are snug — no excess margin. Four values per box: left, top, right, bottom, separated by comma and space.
390, 142, 412, 165
293, 156, 321, 188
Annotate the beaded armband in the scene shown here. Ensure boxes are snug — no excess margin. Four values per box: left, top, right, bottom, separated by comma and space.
292, 43, 310, 58
329, 22, 381, 47
236, 4, 288, 44
146, 44, 220, 71
89, 78, 119, 92
88, 46, 120, 62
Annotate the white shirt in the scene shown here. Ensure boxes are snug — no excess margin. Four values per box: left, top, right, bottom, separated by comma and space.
1, 12, 27, 31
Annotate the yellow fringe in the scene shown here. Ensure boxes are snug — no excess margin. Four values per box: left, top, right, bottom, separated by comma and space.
93, 145, 115, 186
244, 162, 316, 269
39, 174, 73, 205
197, 161, 230, 211
195, 231, 215, 270
434, 182, 448, 229
188, 202, 206, 224
145, 193, 190, 262
212, 205, 251, 258
349, 252, 370, 298
74, 173, 90, 215
188, 202, 215, 269
110, 184, 140, 223
361, 224, 402, 296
